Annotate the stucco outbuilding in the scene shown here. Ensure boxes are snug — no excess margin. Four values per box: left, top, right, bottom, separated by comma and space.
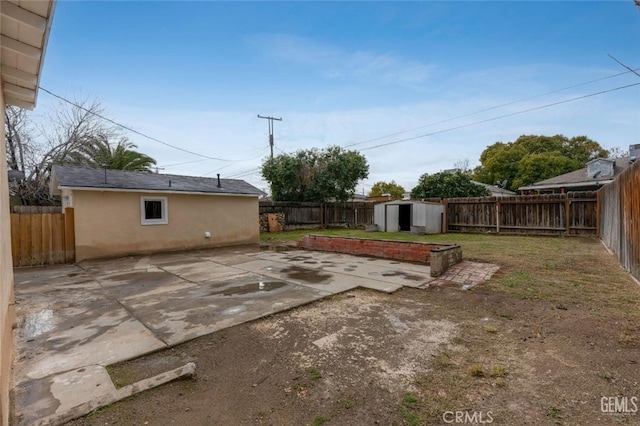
50, 165, 265, 261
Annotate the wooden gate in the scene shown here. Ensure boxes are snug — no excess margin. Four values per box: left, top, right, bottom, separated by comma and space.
10, 207, 75, 267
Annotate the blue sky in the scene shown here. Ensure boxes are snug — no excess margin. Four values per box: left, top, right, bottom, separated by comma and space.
37, 1, 640, 193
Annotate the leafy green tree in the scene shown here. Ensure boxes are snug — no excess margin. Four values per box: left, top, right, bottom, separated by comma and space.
368, 181, 405, 199
65, 136, 157, 172
473, 134, 608, 191
262, 146, 369, 202
512, 153, 577, 189
410, 172, 490, 199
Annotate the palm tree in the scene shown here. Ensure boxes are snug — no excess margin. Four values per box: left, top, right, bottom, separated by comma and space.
65, 136, 157, 172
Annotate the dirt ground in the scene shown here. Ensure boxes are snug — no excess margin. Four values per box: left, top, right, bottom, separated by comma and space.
63, 290, 639, 426
65, 235, 640, 426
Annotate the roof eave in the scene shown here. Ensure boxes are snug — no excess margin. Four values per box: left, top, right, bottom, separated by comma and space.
1, 0, 57, 109
57, 185, 262, 198
519, 180, 613, 191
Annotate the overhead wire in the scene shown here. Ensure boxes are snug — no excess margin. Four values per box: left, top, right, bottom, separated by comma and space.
39, 68, 639, 182
342, 68, 640, 149
39, 86, 244, 163
358, 81, 640, 152
201, 148, 270, 177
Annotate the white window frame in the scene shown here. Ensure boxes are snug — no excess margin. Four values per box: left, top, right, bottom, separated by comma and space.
140, 196, 168, 225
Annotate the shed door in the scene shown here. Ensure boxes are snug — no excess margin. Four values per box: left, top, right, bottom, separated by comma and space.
385, 204, 399, 232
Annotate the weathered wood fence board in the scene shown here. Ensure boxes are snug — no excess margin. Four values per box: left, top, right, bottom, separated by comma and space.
10, 207, 75, 267
259, 201, 375, 229
599, 159, 639, 281
445, 192, 598, 235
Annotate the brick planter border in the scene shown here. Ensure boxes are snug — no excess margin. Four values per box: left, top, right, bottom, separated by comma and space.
298, 235, 462, 277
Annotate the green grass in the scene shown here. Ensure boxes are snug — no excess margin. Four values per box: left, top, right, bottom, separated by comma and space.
306, 367, 322, 380
398, 394, 423, 426
261, 229, 640, 318
311, 415, 327, 426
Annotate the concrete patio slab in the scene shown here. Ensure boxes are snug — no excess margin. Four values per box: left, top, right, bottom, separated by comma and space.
13, 365, 116, 426
11, 245, 493, 426
120, 272, 330, 346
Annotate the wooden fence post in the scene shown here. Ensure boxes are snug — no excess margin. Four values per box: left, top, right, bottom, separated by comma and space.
64, 207, 75, 263
565, 197, 571, 234
443, 199, 449, 233
496, 201, 501, 233
596, 190, 601, 238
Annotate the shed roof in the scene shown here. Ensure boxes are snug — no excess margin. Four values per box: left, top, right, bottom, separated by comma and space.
51, 165, 265, 197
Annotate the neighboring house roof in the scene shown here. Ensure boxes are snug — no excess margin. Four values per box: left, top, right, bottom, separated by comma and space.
471, 181, 517, 196
519, 157, 632, 192
1, 1, 57, 109
50, 165, 265, 197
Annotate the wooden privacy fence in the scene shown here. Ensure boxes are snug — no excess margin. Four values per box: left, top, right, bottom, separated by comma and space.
599, 159, 640, 281
445, 192, 598, 235
10, 207, 75, 267
259, 201, 375, 229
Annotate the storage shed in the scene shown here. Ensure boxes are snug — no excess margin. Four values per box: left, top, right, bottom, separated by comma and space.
373, 200, 444, 234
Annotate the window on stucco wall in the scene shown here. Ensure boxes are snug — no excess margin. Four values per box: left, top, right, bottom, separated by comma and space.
140, 196, 168, 225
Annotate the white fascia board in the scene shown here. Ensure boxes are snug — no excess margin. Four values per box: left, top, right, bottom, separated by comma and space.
33, 0, 57, 107
57, 186, 260, 198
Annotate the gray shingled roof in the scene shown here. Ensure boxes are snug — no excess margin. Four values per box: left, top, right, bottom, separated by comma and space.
51, 165, 265, 196
519, 158, 631, 190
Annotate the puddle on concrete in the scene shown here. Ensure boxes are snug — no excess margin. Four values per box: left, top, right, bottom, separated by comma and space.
380, 271, 425, 281
106, 271, 173, 285
222, 305, 248, 315
260, 245, 295, 252
283, 255, 313, 262
20, 310, 54, 339
282, 266, 332, 284
209, 281, 288, 296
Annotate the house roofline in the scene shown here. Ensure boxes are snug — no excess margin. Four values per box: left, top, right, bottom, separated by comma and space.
56, 185, 260, 198
518, 180, 614, 191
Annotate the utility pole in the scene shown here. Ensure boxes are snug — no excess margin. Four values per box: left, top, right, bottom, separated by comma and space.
257, 114, 283, 159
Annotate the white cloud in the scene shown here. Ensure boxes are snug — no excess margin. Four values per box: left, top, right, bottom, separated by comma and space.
253, 34, 435, 89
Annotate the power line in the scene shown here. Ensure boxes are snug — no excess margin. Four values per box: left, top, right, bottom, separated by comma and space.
342, 68, 640, 149
219, 80, 639, 180
359, 81, 640, 152
608, 55, 640, 79
39, 86, 235, 162
161, 159, 210, 168
201, 148, 269, 177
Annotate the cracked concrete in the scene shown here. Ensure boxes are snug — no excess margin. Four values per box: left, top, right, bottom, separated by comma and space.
11, 244, 499, 425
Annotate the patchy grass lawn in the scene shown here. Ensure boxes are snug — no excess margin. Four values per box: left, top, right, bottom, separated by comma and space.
263, 230, 640, 318
69, 230, 640, 426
